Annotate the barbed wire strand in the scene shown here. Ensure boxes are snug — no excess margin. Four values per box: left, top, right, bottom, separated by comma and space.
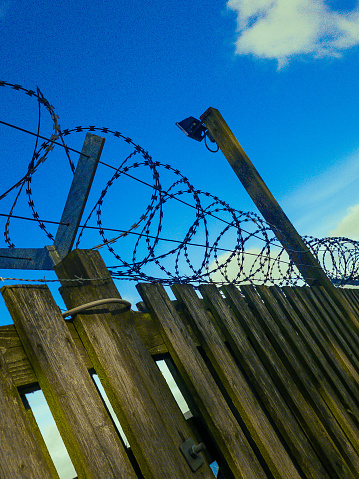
2, 80, 359, 288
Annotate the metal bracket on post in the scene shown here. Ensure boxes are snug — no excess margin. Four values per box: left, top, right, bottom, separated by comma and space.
0, 133, 105, 271
179, 438, 206, 472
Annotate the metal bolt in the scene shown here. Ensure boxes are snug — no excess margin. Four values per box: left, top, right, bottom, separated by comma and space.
189, 442, 206, 458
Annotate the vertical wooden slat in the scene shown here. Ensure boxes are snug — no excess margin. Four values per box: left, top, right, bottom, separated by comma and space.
171, 283, 302, 479
240, 284, 359, 476
314, 287, 359, 356
282, 287, 359, 415
138, 281, 270, 479
1, 284, 137, 479
222, 284, 355, 479
55, 249, 215, 479
341, 290, 359, 317
199, 283, 331, 479
255, 285, 359, 451
300, 287, 359, 381
0, 348, 58, 478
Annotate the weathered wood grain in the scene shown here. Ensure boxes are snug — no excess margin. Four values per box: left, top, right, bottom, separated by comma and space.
172, 283, 302, 479
300, 287, 359, 383
241, 284, 359, 476
256, 285, 359, 453
223, 284, 355, 478
1, 284, 136, 479
0, 347, 58, 478
0, 311, 165, 389
138, 281, 269, 479
199, 283, 331, 479
316, 287, 359, 352
282, 287, 359, 415
342, 290, 359, 317
56, 249, 214, 479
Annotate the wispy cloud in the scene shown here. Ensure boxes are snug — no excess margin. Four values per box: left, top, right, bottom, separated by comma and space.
281, 148, 359, 237
227, 0, 359, 67
329, 203, 359, 239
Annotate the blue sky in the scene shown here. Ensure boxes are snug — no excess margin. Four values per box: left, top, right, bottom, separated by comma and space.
2, 1, 359, 476
2, 0, 359, 320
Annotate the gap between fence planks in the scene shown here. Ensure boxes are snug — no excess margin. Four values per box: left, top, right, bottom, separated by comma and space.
1, 284, 137, 479
198, 283, 331, 479
54, 248, 214, 479
138, 281, 270, 479
0, 347, 58, 479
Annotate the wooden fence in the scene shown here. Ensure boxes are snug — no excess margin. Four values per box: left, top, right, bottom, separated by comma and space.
2, 249, 359, 478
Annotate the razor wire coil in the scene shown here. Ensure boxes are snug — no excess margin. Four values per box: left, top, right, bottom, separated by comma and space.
1, 81, 359, 288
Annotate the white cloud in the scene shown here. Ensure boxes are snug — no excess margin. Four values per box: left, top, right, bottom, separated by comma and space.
329, 203, 359, 239
227, 0, 359, 66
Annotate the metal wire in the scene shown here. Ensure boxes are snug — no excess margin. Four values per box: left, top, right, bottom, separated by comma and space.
2, 80, 359, 288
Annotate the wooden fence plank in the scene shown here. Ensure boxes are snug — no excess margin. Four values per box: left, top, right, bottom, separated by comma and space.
282, 287, 359, 417
0, 348, 58, 478
222, 284, 355, 479
341, 290, 359, 317
313, 287, 359, 356
199, 283, 331, 479
0, 312, 165, 389
55, 249, 214, 479
138, 281, 273, 479
1, 284, 137, 479
256, 285, 359, 452
300, 287, 359, 383
172, 283, 302, 479
0, 323, 93, 388
240, 284, 359, 476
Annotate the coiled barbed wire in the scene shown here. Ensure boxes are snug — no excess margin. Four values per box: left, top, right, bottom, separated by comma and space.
1, 80, 359, 287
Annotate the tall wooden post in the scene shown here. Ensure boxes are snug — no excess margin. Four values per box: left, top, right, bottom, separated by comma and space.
200, 107, 356, 319
201, 107, 331, 287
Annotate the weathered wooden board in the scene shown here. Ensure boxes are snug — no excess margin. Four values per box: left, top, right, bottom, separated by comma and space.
341, 290, 359, 316
300, 287, 359, 383
240, 284, 359, 476
1, 284, 137, 479
138, 281, 271, 479
0, 347, 58, 478
0, 311, 166, 390
223, 284, 355, 478
55, 249, 214, 479
199, 283, 331, 479
282, 287, 359, 416
4, 263, 359, 479
172, 283, 302, 479
255, 285, 359, 453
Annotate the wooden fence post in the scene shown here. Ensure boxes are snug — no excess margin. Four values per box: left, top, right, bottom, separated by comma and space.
201, 107, 359, 325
